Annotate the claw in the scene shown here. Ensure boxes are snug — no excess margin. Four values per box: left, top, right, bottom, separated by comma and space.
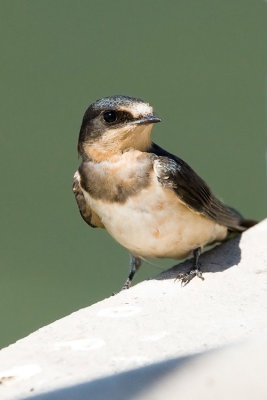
176, 269, 204, 286
175, 247, 204, 286
120, 255, 142, 291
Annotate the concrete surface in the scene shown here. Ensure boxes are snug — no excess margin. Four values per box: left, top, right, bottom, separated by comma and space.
0, 219, 266, 400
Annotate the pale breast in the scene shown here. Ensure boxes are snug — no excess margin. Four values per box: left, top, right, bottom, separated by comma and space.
82, 175, 228, 259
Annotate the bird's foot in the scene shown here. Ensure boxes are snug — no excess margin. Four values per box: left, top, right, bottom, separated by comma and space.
176, 247, 204, 286
119, 255, 142, 292
176, 268, 204, 286
111, 279, 131, 295
121, 278, 131, 291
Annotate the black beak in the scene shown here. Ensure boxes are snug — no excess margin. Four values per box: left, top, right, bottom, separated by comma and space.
128, 115, 161, 125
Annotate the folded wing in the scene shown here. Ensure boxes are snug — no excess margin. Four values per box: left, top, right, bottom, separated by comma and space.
150, 143, 255, 231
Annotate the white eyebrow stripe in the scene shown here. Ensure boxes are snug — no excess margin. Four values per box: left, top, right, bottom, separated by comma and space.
118, 102, 153, 118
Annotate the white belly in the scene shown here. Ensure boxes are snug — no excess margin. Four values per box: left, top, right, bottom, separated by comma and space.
82, 179, 227, 259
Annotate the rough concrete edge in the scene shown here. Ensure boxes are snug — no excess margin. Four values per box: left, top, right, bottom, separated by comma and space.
0, 219, 266, 400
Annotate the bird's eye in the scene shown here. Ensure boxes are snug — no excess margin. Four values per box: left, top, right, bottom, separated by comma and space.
103, 110, 117, 123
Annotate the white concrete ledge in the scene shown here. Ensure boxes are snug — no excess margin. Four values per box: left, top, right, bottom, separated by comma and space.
0, 219, 267, 400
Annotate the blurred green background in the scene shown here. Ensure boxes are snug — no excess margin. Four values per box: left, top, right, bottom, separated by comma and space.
0, 0, 266, 349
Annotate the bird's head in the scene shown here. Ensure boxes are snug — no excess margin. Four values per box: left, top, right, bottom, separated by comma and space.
78, 95, 161, 161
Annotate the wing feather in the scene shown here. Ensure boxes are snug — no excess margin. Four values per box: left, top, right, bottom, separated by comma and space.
150, 143, 248, 231
73, 171, 104, 228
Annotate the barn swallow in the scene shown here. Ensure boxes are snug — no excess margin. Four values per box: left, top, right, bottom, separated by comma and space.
73, 95, 256, 289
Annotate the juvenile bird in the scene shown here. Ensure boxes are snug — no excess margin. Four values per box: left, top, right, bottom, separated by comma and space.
73, 95, 255, 289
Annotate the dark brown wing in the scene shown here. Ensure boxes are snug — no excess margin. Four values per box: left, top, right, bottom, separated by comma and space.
150, 143, 255, 231
73, 171, 104, 228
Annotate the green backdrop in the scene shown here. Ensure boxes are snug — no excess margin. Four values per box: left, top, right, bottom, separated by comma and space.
0, 0, 266, 349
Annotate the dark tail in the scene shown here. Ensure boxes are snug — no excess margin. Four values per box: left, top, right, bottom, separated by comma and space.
240, 219, 258, 229
226, 206, 258, 232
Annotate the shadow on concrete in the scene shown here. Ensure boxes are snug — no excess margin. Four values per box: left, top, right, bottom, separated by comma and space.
22, 353, 199, 400
21, 236, 243, 399
154, 234, 242, 280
